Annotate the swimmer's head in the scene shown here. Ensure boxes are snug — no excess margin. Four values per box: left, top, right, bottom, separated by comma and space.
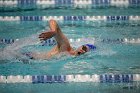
75, 44, 96, 56
75, 45, 89, 56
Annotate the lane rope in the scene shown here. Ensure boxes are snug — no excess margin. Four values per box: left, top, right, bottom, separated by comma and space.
0, 16, 140, 21
0, 74, 140, 83
1, 38, 140, 45
0, 0, 140, 7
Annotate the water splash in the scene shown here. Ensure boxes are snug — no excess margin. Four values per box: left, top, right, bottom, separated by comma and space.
61, 61, 94, 74
0, 34, 116, 63
0, 33, 40, 61
94, 37, 117, 56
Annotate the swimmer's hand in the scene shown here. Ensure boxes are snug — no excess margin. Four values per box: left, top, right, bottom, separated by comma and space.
39, 31, 56, 41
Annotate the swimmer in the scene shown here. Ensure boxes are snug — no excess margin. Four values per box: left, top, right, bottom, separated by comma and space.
29, 19, 96, 59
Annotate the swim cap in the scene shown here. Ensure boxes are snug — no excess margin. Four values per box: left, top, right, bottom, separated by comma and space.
85, 44, 96, 51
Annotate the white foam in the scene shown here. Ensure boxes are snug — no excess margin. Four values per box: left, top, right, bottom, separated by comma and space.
0, 34, 40, 60
6, 34, 40, 50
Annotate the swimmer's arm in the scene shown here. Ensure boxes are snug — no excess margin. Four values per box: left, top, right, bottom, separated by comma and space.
39, 31, 57, 40
68, 49, 77, 56
31, 46, 59, 59
31, 52, 50, 60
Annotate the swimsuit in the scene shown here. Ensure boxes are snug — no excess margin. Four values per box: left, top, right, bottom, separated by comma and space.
22, 52, 34, 59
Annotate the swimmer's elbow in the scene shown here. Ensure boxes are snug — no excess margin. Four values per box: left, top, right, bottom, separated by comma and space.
49, 29, 58, 35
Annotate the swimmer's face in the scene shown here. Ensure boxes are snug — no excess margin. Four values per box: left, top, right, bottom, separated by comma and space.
76, 45, 88, 56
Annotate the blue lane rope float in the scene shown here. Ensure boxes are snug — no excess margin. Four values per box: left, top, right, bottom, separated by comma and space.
20, 16, 43, 21
0, 38, 15, 44
55, 0, 74, 5
32, 75, 66, 83
101, 38, 124, 43
0, 16, 140, 21
107, 16, 129, 21
0, 74, 140, 83
0, 38, 140, 45
100, 74, 133, 83
17, 0, 37, 6
41, 39, 57, 46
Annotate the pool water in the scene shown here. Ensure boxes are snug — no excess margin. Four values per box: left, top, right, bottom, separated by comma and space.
0, 19, 140, 75
0, 4, 140, 93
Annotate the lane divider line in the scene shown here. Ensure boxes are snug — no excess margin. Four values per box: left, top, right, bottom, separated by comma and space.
1, 38, 140, 45
0, 0, 140, 6
0, 16, 140, 21
0, 74, 140, 83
